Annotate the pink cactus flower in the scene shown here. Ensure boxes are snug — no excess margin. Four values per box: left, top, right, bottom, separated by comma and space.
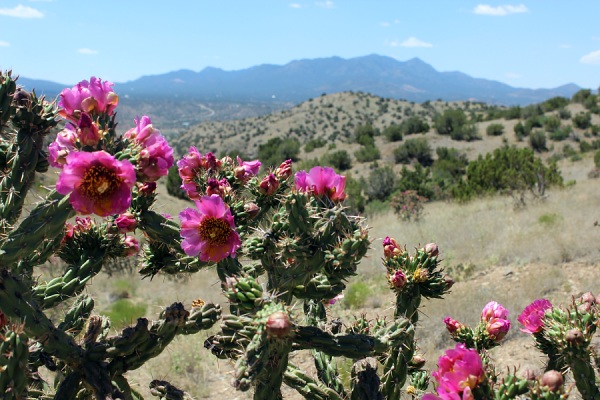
56, 151, 136, 217
429, 343, 485, 400
383, 236, 403, 258
206, 177, 231, 198
123, 236, 139, 257
177, 146, 205, 183
518, 299, 553, 334
481, 301, 511, 341
58, 77, 118, 121
62, 216, 94, 244
124, 116, 174, 182
137, 181, 157, 196
234, 156, 261, 181
115, 213, 137, 233
178, 195, 241, 262
76, 112, 101, 147
443, 316, 464, 334
294, 166, 346, 201
48, 126, 77, 168
481, 301, 510, 321
327, 293, 344, 305
259, 173, 280, 196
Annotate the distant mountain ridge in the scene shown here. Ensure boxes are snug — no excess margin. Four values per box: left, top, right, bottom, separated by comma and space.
17, 54, 581, 106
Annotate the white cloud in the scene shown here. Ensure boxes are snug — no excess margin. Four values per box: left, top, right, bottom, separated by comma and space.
380, 22, 390, 27
0, 5, 43, 18
0, 41, 9, 47
289, 3, 301, 8
78, 48, 98, 55
316, 1, 334, 9
473, 4, 529, 16
389, 37, 433, 48
580, 50, 600, 65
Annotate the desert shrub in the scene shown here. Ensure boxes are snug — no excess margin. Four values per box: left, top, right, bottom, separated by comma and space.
514, 121, 527, 141
323, 149, 352, 171
304, 137, 327, 152
548, 125, 572, 141
529, 130, 547, 152
543, 115, 561, 132
166, 165, 189, 200
431, 147, 468, 191
558, 107, 572, 120
572, 88, 592, 103
594, 149, 600, 168
258, 137, 300, 167
395, 164, 436, 200
573, 112, 592, 129
486, 123, 504, 136
400, 115, 430, 135
354, 145, 380, 163
389, 190, 427, 221
343, 282, 371, 309
464, 146, 563, 202
364, 166, 396, 201
503, 105, 522, 120
102, 299, 147, 329
541, 96, 569, 112
521, 104, 544, 118
382, 124, 403, 142
393, 137, 433, 166
354, 123, 377, 147
344, 174, 366, 214
434, 109, 480, 141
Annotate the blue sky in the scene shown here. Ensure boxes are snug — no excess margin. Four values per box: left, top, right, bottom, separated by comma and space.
1, 1, 599, 89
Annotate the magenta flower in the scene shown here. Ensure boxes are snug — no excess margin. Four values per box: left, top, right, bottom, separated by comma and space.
56, 151, 136, 217
76, 112, 101, 146
123, 236, 139, 257
294, 166, 346, 201
518, 299, 553, 334
327, 293, 344, 305
389, 269, 407, 289
259, 173, 280, 196
177, 146, 205, 183
481, 301, 510, 321
115, 212, 137, 233
481, 301, 511, 341
275, 159, 293, 179
205, 177, 231, 198
383, 236, 403, 258
444, 316, 464, 334
48, 126, 77, 168
234, 156, 261, 181
124, 116, 174, 182
58, 77, 118, 121
430, 343, 485, 399
178, 195, 241, 262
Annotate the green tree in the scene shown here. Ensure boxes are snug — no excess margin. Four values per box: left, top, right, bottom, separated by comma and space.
166, 165, 189, 200
258, 137, 301, 167
364, 166, 397, 201
323, 149, 352, 171
393, 137, 433, 166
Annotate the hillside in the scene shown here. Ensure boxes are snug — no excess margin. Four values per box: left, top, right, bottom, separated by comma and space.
172, 90, 600, 180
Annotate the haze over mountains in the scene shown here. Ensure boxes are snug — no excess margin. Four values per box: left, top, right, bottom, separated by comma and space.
17, 54, 580, 106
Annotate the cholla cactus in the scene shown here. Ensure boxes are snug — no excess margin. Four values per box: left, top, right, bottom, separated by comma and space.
1, 71, 598, 400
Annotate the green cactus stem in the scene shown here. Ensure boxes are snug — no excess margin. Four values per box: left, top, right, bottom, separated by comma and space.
283, 364, 342, 400
0, 190, 74, 269
149, 379, 195, 400
0, 325, 29, 400
350, 357, 382, 400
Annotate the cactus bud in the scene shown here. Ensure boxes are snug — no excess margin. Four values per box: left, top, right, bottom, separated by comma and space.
275, 159, 292, 179
565, 328, 584, 346
541, 370, 563, 392
266, 311, 292, 339
115, 212, 137, 233
244, 203, 260, 219
424, 242, 439, 257
123, 236, 139, 257
383, 236, 402, 258
443, 275, 455, 290
443, 316, 463, 334
409, 354, 427, 369
259, 173, 280, 196
580, 291, 596, 305
138, 181, 157, 196
389, 269, 407, 290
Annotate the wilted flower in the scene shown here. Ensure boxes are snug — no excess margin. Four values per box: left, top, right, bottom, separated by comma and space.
177, 146, 205, 183
56, 151, 136, 217
481, 301, 511, 341
48, 126, 77, 168
518, 299, 553, 334
58, 77, 118, 121
294, 166, 346, 201
76, 112, 101, 147
124, 116, 174, 182
383, 236, 403, 258
62, 217, 94, 245
259, 173, 280, 196
424, 242, 439, 257
137, 181, 157, 196
427, 343, 485, 400
205, 177, 231, 197
123, 236, 139, 257
178, 195, 241, 262
266, 311, 292, 339
327, 293, 344, 305
115, 213, 137, 233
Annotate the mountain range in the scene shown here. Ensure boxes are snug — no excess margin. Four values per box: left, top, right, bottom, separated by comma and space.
17, 54, 581, 106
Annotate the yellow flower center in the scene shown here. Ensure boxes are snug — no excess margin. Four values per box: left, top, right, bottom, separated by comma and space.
81, 165, 119, 199
198, 217, 231, 245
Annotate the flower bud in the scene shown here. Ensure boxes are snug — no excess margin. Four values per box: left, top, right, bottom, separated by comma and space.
565, 328, 584, 346
389, 269, 407, 290
541, 370, 563, 392
138, 181, 157, 196
383, 236, 402, 258
275, 159, 293, 179
443, 275, 455, 289
244, 203, 260, 219
424, 242, 439, 257
123, 236, 139, 257
443, 316, 463, 334
409, 354, 427, 369
266, 311, 292, 338
259, 174, 280, 196
115, 212, 137, 233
